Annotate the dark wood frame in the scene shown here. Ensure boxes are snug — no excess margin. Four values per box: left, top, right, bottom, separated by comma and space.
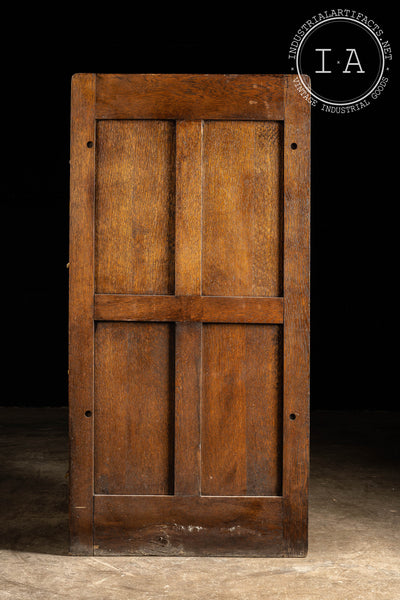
69, 74, 310, 556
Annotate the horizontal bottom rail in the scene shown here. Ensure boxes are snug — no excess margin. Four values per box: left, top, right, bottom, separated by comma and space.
94, 495, 284, 556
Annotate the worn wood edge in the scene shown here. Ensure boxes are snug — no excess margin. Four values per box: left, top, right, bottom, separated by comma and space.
93, 495, 284, 556
94, 295, 284, 323
93, 494, 284, 500
95, 73, 285, 120
282, 74, 311, 557
69, 73, 96, 555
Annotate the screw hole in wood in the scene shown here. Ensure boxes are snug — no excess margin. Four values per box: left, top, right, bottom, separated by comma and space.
289, 413, 296, 420
291, 143, 297, 150
87, 141, 94, 148
85, 410, 92, 418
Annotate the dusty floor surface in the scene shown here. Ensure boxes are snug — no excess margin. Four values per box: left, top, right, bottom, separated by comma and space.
0, 409, 399, 600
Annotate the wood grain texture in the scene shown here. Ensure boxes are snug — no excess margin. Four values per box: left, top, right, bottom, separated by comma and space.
94, 495, 284, 556
175, 121, 203, 295
94, 322, 174, 495
95, 120, 175, 294
96, 74, 284, 120
70, 73, 310, 557
69, 73, 96, 555
174, 120, 203, 495
201, 324, 282, 496
94, 294, 284, 323
282, 75, 311, 557
174, 323, 201, 495
202, 121, 283, 297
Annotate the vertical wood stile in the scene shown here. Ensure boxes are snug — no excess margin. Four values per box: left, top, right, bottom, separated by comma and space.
69, 73, 96, 555
282, 75, 311, 556
174, 121, 203, 495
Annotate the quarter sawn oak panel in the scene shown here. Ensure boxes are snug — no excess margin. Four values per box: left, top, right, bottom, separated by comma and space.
202, 121, 283, 297
201, 324, 282, 496
94, 322, 174, 495
95, 120, 175, 295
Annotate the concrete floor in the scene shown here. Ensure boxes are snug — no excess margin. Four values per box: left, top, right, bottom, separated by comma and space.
0, 409, 399, 600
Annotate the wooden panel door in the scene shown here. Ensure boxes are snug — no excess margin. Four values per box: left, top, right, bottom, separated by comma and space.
69, 74, 310, 557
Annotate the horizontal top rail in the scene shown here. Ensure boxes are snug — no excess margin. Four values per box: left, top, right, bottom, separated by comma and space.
93, 73, 285, 120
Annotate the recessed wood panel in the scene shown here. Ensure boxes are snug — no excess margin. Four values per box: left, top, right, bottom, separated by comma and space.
94, 322, 174, 495
95, 120, 175, 294
201, 324, 282, 496
202, 121, 283, 297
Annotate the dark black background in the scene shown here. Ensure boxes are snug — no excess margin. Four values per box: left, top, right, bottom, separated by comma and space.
1, 7, 396, 409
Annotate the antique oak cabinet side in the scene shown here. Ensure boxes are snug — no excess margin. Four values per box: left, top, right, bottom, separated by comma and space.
69, 73, 310, 557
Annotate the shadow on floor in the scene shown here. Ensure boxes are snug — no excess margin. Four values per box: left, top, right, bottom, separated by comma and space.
0, 408, 69, 555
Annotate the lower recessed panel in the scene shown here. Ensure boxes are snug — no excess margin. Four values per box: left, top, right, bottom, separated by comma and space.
201, 324, 282, 496
94, 322, 174, 495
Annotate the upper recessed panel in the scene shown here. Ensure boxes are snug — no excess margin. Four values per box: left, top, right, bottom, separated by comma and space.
202, 121, 283, 297
95, 120, 175, 294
